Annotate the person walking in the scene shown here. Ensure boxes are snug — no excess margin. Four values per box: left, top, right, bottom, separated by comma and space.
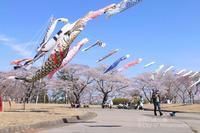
108, 99, 113, 109
152, 90, 163, 116
137, 95, 144, 110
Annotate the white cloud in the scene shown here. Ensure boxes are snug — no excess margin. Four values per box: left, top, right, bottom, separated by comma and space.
0, 35, 11, 42
0, 34, 35, 57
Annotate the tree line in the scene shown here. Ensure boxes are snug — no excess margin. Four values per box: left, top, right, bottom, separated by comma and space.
0, 64, 199, 108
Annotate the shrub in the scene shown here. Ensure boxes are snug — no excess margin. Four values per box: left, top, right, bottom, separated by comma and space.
112, 98, 129, 105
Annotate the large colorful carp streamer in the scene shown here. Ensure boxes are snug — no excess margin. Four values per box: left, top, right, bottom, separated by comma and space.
39, 17, 68, 50
190, 78, 200, 88
163, 66, 174, 75
104, 54, 130, 74
23, 18, 69, 66
154, 65, 164, 74
117, 58, 142, 72
182, 71, 193, 77
16, 37, 70, 82
106, 0, 142, 17
47, 38, 89, 78
26, 4, 116, 66
82, 40, 106, 52
96, 49, 119, 63
176, 69, 186, 75
15, 4, 116, 82
144, 61, 156, 68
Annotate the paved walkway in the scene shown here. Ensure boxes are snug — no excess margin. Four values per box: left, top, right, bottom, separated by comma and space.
39, 109, 198, 133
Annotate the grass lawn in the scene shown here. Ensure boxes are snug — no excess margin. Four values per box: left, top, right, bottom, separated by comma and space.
0, 102, 86, 128
144, 104, 200, 113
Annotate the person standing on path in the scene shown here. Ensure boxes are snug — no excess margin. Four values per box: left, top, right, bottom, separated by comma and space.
152, 90, 163, 116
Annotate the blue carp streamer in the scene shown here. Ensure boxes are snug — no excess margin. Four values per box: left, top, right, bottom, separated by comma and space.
104, 54, 130, 74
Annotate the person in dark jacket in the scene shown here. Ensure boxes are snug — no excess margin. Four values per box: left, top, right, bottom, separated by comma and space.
152, 90, 163, 116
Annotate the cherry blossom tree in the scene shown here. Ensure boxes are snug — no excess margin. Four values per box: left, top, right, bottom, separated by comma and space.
57, 64, 94, 105
91, 66, 130, 108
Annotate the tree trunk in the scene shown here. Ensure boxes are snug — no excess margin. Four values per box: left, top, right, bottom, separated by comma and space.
102, 93, 108, 108
23, 97, 26, 110
36, 92, 39, 104
65, 94, 67, 104
25, 82, 34, 103
142, 87, 151, 103
192, 94, 195, 104
89, 92, 93, 105
43, 94, 46, 104
73, 93, 80, 107
189, 94, 192, 104
75, 96, 80, 105
182, 95, 185, 104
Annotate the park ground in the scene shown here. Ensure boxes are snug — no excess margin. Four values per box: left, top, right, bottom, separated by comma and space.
0, 103, 200, 133
0, 103, 86, 129
39, 108, 200, 133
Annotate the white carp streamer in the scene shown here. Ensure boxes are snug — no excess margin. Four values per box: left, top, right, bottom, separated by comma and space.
163, 66, 174, 75
182, 71, 193, 77
176, 69, 186, 75
190, 72, 199, 78
82, 40, 106, 52
190, 78, 200, 88
155, 65, 164, 74
144, 61, 156, 68
106, 0, 142, 17
96, 49, 119, 63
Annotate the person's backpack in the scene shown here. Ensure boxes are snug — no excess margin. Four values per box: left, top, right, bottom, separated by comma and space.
152, 93, 157, 102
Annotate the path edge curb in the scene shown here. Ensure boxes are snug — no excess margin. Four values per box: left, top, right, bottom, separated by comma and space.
0, 112, 97, 133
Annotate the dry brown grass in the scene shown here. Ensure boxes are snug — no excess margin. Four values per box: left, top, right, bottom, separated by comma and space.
144, 104, 200, 113
0, 102, 86, 128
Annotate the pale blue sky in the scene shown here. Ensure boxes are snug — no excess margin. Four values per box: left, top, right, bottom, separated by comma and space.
0, 0, 200, 77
